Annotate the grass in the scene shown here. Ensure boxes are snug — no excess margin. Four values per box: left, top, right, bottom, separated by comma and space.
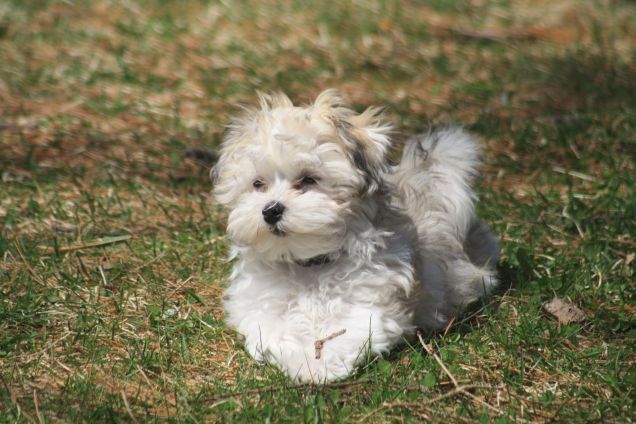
1, 0, 634, 422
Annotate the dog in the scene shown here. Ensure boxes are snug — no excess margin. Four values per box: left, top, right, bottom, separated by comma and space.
212, 90, 499, 382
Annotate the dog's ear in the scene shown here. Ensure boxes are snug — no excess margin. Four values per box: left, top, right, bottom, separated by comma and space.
312, 89, 392, 195
213, 91, 297, 208
257, 91, 294, 110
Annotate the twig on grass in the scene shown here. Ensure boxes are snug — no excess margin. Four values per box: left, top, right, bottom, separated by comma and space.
136, 365, 154, 389
417, 331, 459, 387
430, 24, 542, 44
39, 235, 132, 254
389, 379, 471, 391
32, 390, 43, 424
130, 251, 167, 272
552, 166, 597, 182
442, 317, 456, 337
121, 391, 138, 423
384, 384, 481, 407
360, 383, 490, 422
417, 331, 505, 416
14, 242, 46, 286
166, 276, 194, 299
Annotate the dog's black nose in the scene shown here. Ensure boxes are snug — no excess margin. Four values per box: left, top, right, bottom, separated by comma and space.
262, 201, 285, 225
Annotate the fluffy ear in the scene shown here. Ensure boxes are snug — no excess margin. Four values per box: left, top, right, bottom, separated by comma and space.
225, 91, 294, 135
312, 89, 393, 195
256, 91, 294, 110
213, 92, 295, 203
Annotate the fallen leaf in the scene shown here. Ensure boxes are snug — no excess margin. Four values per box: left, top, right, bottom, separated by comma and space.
625, 253, 634, 266
543, 297, 586, 324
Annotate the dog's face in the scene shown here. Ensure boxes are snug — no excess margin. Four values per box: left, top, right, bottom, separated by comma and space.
213, 90, 391, 262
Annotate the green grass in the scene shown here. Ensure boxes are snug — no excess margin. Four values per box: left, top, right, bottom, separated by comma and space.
1, 0, 635, 422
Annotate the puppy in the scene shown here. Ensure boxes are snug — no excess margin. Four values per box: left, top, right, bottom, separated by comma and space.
212, 90, 498, 382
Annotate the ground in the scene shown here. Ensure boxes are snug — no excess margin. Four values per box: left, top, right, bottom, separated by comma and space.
0, 0, 635, 422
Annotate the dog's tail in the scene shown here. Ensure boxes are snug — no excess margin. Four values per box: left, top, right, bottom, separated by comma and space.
390, 127, 499, 330
392, 126, 480, 238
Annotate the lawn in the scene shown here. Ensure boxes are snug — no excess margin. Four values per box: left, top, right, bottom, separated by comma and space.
1, 0, 634, 422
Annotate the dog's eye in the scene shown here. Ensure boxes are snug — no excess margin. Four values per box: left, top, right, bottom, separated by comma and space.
253, 179, 266, 190
300, 176, 318, 186
293, 174, 320, 191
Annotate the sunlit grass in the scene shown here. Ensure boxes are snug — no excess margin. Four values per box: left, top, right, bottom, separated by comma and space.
1, 0, 634, 422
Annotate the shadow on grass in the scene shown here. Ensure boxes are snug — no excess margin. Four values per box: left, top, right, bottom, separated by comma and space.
537, 48, 636, 112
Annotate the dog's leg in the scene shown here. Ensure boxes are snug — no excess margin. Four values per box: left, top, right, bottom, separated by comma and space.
269, 306, 400, 383
228, 289, 402, 382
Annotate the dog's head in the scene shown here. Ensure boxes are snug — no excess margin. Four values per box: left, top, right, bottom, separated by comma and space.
213, 89, 392, 262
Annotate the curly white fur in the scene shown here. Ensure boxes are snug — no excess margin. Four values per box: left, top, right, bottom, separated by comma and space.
213, 90, 498, 382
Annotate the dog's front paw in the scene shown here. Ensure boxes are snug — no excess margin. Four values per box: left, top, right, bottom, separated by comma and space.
283, 350, 353, 383
275, 334, 368, 383
243, 331, 354, 382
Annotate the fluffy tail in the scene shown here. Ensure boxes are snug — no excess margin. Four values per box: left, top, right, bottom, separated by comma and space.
390, 127, 499, 330
394, 126, 480, 238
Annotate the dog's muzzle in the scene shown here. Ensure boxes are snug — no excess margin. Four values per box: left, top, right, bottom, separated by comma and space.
262, 201, 285, 225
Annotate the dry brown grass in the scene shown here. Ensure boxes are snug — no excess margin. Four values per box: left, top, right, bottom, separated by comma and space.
1, 0, 634, 422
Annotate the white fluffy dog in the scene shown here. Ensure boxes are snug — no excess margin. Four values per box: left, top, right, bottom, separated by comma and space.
213, 90, 499, 382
